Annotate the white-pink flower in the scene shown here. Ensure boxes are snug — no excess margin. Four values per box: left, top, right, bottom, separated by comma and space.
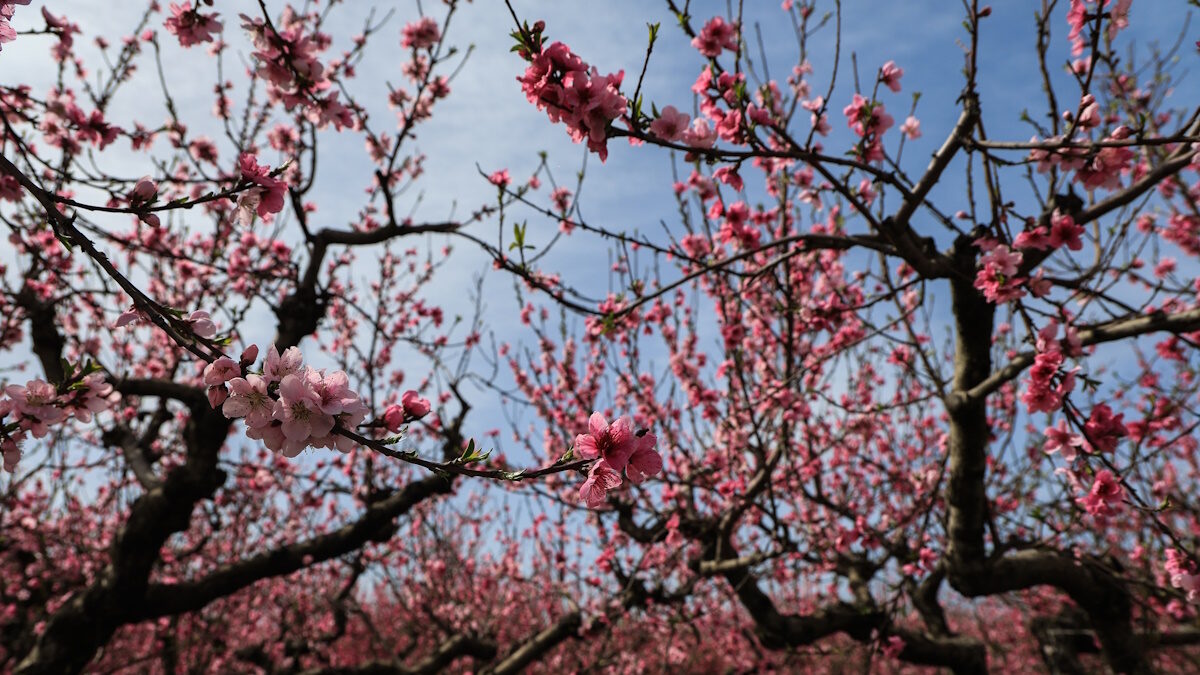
681, 118, 717, 149
649, 105, 690, 142
263, 344, 302, 383
5, 379, 66, 438
186, 310, 217, 338
273, 372, 335, 455
69, 373, 119, 423
222, 374, 273, 428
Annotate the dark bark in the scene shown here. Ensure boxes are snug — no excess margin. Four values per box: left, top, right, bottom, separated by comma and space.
942, 235, 1151, 674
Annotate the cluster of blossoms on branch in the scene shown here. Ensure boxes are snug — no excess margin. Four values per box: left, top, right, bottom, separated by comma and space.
400, 16, 440, 50
235, 153, 288, 225
0, 373, 119, 472
37, 88, 119, 154
575, 413, 662, 508
203, 344, 431, 458
1023, 319, 1082, 415
515, 23, 627, 161
239, 7, 354, 131
973, 210, 1086, 304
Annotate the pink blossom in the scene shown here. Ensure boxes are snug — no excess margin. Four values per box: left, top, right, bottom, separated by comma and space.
1, 434, 19, 472
237, 153, 287, 221
649, 105, 690, 142
973, 243, 1025, 304
1022, 349, 1067, 413
39, 8, 79, 61
164, 2, 222, 48
1043, 419, 1084, 462
579, 459, 622, 508
274, 373, 335, 456
712, 166, 743, 192
1074, 94, 1100, 129
263, 344, 303, 383
382, 405, 405, 432
5, 379, 66, 438
899, 115, 921, 140
400, 16, 440, 49
1066, 0, 1088, 56
550, 186, 572, 212
239, 344, 260, 369
128, 176, 158, 203
681, 117, 717, 149
245, 420, 287, 454
223, 375, 273, 428
202, 356, 239, 386
401, 390, 432, 420
517, 40, 627, 161
881, 635, 906, 659
0, 2, 30, 53
879, 61, 903, 93
1049, 212, 1084, 250
1083, 404, 1126, 453
691, 16, 739, 57
574, 412, 637, 470
1078, 469, 1122, 518
186, 310, 217, 338
625, 432, 662, 484
487, 169, 511, 188
114, 306, 148, 328
843, 94, 894, 138
305, 370, 353, 416
69, 373, 119, 423
1014, 226, 1051, 251
1165, 549, 1200, 602
310, 377, 368, 453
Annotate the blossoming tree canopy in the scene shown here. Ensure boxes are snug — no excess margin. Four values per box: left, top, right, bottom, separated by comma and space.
0, 0, 1198, 673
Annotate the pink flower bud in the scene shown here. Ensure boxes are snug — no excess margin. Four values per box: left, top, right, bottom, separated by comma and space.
240, 344, 260, 369
129, 177, 157, 202
401, 390, 431, 420
382, 404, 404, 432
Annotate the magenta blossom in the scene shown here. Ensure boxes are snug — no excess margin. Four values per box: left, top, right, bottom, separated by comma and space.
574, 412, 637, 470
